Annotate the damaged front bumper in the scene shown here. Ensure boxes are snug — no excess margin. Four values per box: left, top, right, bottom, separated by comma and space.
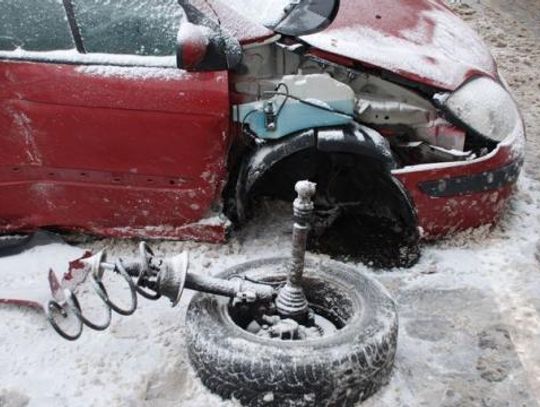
394, 118, 525, 238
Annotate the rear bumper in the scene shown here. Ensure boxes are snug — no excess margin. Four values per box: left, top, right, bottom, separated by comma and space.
393, 121, 525, 238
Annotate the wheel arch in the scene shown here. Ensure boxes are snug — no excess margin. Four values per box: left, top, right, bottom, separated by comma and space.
231, 124, 417, 229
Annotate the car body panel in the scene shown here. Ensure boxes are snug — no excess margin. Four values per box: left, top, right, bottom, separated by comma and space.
0, 1, 525, 244
0, 61, 231, 240
300, 0, 498, 90
394, 122, 525, 237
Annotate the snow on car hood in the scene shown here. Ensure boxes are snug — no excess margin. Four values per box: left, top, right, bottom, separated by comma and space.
300, 0, 498, 90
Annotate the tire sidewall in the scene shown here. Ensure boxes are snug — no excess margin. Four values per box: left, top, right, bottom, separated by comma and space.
185, 257, 398, 406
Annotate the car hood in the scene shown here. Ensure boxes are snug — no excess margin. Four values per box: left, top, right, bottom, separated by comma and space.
299, 0, 498, 90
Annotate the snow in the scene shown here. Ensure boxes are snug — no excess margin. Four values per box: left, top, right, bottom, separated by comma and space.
76, 66, 187, 81
1, 1, 540, 405
177, 20, 210, 61
318, 129, 344, 142
2, 170, 540, 405
186, 0, 274, 44
0, 239, 238, 406
294, 180, 316, 198
197, 214, 232, 227
444, 76, 522, 142
301, 8, 497, 90
0, 48, 176, 67
224, 0, 292, 27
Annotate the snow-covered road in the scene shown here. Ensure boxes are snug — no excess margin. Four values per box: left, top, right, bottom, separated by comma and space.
1, 1, 540, 406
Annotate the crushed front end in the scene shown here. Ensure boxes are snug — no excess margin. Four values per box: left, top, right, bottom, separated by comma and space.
227, 30, 524, 263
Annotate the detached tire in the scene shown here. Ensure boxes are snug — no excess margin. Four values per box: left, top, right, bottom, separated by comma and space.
185, 257, 398, 407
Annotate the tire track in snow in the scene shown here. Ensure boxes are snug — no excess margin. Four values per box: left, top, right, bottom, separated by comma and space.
487, 266, 540, 401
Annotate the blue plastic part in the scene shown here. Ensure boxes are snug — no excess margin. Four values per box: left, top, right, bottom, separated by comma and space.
235, 99, 354, 140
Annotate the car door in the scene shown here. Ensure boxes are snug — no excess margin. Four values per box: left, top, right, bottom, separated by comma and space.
0, 0, 231, 241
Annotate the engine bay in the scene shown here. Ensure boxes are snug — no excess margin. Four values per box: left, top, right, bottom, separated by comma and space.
231, 40, 495, 168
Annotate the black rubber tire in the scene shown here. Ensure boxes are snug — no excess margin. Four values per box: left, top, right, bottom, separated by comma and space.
0, 234, 32, 255
0, 230, 68, 257
185, 257, 398, 407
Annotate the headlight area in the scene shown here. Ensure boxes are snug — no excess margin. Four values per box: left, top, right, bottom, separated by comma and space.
393, 76, 525, 238
436, 76, 523, 147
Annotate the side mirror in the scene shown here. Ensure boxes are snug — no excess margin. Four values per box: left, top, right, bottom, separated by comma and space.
176, 18, 242, 72
176, 21, 209, 71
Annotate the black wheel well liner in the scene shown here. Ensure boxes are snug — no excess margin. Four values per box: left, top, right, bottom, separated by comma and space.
229, 125, 418, 236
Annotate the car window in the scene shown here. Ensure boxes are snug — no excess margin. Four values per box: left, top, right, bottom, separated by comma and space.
0, 0, 74, 51
72, 0, 183, 56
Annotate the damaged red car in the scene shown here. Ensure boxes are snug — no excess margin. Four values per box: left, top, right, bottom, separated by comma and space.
0, 0, 525, 266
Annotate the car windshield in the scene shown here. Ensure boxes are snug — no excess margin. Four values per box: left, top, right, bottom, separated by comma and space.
224, 0, 338, 35
225, 0, 293, 26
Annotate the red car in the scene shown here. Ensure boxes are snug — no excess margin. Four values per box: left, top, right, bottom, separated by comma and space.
0, 0, 524, 266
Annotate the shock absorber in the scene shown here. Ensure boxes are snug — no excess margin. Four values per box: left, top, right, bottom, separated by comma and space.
46, 242, 276, 341
275, 180, 316, 322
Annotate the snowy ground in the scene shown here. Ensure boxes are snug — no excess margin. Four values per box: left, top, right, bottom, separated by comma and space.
1, 1, 540, 406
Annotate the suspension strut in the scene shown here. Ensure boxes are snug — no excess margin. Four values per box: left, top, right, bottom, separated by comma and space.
275, 180, 316, 322
45, 180, 316, 340
46, 243, 275, 341
93, 246, 276, 306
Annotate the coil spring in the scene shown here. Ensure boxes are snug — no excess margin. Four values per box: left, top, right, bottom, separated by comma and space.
45, 243, 161, 341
